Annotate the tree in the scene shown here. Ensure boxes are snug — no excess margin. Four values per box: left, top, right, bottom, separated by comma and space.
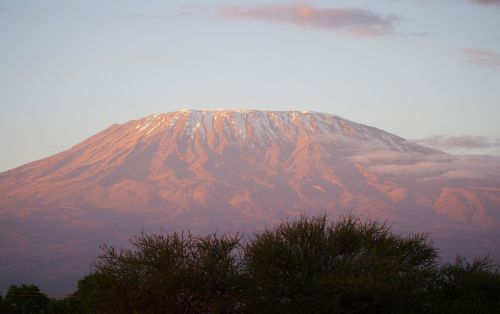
47, 295, 85, 314
243, 215, 438, 314
0, 293, 8, 313
3, 284, 49, 314
431, 255, 500, 314
75, 214, 500, 313
77, 232, 244, 314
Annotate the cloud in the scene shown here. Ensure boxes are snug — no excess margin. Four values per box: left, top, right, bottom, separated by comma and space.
351, 149, 418, 163
368, 160, 452, 177
437, 155, 500, 180
468, 0, 500, 6
463, 48, 500, 67
351, 148, 455, 178
217, 4, 401, 36
414, 135, 500, 150
351, 147, 500, 180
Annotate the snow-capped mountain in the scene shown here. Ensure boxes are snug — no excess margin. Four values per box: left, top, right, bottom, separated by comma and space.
1, 109, 499, 293
131, 110, 432, 152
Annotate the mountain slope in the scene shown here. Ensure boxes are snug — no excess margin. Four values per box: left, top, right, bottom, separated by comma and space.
0, 110, 437, 215
1, 109, 499, 294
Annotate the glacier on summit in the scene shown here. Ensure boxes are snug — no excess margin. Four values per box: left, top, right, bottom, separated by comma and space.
132, 109, 433, 153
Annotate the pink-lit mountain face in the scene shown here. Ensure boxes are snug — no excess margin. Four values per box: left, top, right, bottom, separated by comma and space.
1, 109, 500, 293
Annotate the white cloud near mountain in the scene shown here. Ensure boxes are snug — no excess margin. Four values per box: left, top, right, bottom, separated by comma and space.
351, 144, 500, 180
415, 135, 500, 150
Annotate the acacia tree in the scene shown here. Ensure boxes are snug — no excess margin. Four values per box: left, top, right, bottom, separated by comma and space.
3, 284, 49, 314
0, 294, 7, 313
243, 215, 439, 314
430, 255, 500, 314
76, 214, 500, 313
47, 294, 85, 314
77, 232, 244, 314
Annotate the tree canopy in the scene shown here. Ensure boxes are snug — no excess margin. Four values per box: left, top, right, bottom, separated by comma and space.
77, 232, 244, 314
2, 284, 49, 314
4, 214, 499, 313
243, 215, 438, 313
75, 214, 500, 314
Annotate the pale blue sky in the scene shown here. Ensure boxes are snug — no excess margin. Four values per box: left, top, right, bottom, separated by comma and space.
1, 0, 500, 171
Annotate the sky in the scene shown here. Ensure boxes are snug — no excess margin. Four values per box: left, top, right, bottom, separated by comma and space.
0, 0, 499, 172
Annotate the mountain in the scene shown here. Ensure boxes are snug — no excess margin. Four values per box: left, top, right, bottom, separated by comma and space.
1, 109, 499, 294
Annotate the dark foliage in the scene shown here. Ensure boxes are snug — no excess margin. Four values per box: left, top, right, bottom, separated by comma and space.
2, 284, 49, 314
243, 215, 439, 313
7, 214, 499, 313
47, 295, 85, 314
0, 285, 84, 314
77, 232, 244, 314
75, 215, 500, 313
429, 255, 500, 314
0, 294, 8, 313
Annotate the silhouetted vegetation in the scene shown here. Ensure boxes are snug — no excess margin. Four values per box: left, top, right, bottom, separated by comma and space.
46, 296, 86, 314
0, 284, 84, 314
77, 232, 244, 314
243, 216, 438, 313
1, 284, 49, 314
430, 255, 500, 313
4, 215, 500, 313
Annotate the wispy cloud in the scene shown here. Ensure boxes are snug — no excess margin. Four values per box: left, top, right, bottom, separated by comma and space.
468, 0, 500, 6
351, 146, 500, 180
217, 4, 401, 36
373, 155, 500, 180
415, 135, 500, 150
463, 48, 500, 67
